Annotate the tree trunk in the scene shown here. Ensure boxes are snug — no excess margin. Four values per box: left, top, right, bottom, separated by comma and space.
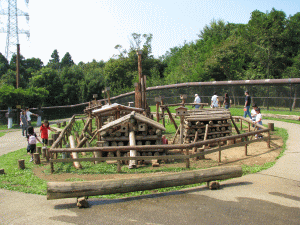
47, 166, 242, 200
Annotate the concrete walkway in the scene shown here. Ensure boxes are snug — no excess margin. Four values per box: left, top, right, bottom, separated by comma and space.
0, 120, 299, 225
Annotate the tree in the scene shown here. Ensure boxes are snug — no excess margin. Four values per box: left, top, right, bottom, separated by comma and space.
47, 49, 60, 70
61, 52, 74, 68
0, 52, 9, 78
29, 67, 63, 106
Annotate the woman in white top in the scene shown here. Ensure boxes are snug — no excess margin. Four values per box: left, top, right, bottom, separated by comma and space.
211, 92, 219, 108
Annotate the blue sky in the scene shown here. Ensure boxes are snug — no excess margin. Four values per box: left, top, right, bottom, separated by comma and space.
0, 0, 299, 64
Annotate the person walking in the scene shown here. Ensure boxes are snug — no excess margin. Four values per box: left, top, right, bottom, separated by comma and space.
26, 126, 42, 162
211, 92, 219, 108
194, 94, 201, 109
20, 110, 28, 137
223, 93, 230, 109
40, 119, 55, 146
26, 107, 39, 126
243, 91, 252, 119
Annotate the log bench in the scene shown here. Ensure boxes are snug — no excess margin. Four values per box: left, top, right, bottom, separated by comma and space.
47, 165, 242, 208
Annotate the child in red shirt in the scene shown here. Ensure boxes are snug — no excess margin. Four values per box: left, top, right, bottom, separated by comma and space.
40, 120, 54, 145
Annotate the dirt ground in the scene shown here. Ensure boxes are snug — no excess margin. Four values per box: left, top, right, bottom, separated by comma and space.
33, 133, 282, 182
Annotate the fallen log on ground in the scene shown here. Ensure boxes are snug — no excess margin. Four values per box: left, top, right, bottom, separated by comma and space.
47, 165, 242, 200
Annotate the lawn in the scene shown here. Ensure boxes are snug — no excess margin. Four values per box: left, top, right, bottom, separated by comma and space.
0, 115, 288, 199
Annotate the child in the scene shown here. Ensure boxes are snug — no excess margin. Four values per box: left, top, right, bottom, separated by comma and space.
27, 126, 42, 162
40, 119, 54, 146
251, 104, 258, 122
254, 108, 263, 139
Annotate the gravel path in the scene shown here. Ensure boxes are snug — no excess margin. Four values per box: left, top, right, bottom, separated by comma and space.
0, 120, 299, 225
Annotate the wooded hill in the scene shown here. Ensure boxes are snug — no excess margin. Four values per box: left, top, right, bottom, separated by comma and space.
0, 8, 299, 109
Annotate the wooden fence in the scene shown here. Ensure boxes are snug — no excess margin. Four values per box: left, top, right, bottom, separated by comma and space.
48, 115, 271, 173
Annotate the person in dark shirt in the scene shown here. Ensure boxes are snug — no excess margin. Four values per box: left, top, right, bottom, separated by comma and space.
243, 91, 252, 119
223, 93, 230, 109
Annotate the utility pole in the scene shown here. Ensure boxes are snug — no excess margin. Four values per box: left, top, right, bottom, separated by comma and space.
16, 44, 20, 88
136, 50, 147, 110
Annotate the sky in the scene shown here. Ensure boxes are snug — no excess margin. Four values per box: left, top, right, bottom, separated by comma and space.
0, 0, 299, 64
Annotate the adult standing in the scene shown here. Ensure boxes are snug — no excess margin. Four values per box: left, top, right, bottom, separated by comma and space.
26, 107, 38, 126
223, 93, 230, 109
20, 110, 28, 137
211, 92, 219, 108
194, 94, 201, 109
243, 91, 252, 119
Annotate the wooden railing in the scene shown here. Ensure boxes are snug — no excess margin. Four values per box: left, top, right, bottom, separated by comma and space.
48, 116, 271, 173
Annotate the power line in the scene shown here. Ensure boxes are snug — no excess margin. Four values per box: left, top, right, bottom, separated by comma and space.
0, 0, 30, 61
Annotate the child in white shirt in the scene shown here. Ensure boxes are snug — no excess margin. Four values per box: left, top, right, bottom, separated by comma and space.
255, 108, 263, 139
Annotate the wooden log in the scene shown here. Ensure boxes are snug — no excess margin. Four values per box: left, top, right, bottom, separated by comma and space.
18, 159, 25, 170
199, 124, 209, 160
230, 115, 240, 134
69, 136, 82, 169
62, 121, 66, 127
36, 146, 42, 155
48, 138, 54, 146
111, 141, 118, 146
128, 131, 137, 169
207, 181, 220, 190
0, 169, 5, 174
268, 123, 274, 131
42, 147, 47, 158
33, 153, 41, 164
171, 126, 180, 144
93, 151, 102, 164
165, 106, 178, 130
117, 150, 121, 172
57, 122, 61, 128
77, 197, 89, 208
47, 166, 242, 200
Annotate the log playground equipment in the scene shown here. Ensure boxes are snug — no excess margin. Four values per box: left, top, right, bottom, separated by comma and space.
45, 55, 272, 208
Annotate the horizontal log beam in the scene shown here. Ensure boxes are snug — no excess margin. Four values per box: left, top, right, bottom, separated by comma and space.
49, 137, 268, 164
47, 165, 242, 200
50, 128, 269, 153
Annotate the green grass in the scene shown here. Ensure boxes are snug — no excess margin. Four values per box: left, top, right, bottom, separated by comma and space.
0, 132, 6, 138
0, 112, 290, 199
0, 148, 47, 195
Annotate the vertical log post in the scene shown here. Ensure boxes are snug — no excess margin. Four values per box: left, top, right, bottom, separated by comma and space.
161, 98, 165, 127
50, 152, 54, 174
69, 135, 82, 169
46, 148, 50, 162
179, 115, 184, 145
245, 137, 248, 156
268, 123, 274, 131
218, 142, 221, 163
267, 131, 271, 148
128, 131, 137, 169
156, 100, 160, 123
36, 146, 42, 155
240, 119, 243, 131
33, 153, 40, 164
18, 159, 25, 170
248, 122, 250, 132
185, 148, 190, 168
117, 150, 121, 173
42, 147, 47, 158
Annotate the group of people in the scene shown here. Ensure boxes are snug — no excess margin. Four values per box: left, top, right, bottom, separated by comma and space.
20, 108, 39, 137
193, 91, 262, 138
193, 92, 230, 109
20, 108, 54, 162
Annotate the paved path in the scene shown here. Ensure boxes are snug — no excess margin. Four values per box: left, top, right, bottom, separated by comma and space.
0, 120, 299, 225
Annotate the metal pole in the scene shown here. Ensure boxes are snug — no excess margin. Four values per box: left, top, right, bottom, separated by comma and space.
16, 44, 20, 89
